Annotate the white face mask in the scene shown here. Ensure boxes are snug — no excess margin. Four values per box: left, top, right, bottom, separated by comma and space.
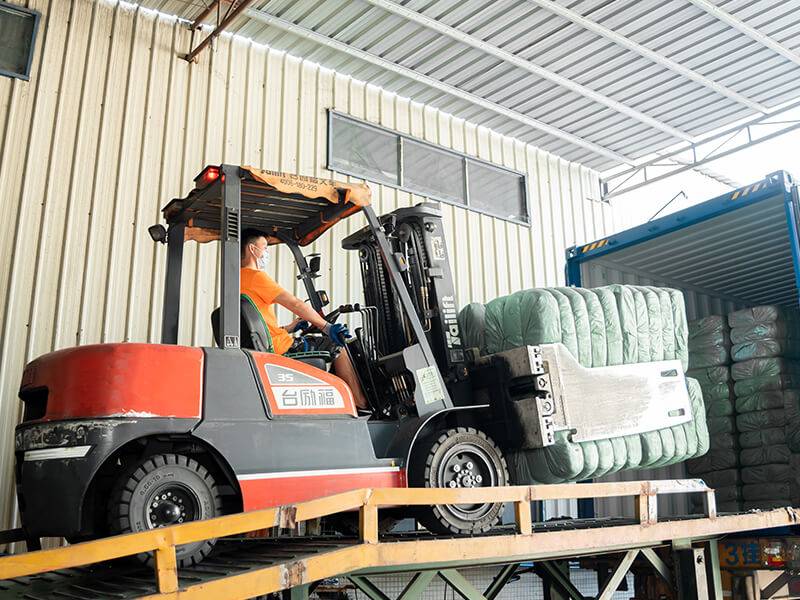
252, 244, 269, 271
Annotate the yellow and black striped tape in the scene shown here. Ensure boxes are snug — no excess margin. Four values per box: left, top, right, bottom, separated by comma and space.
731, 181, 763, 200
581, 238, 608, 253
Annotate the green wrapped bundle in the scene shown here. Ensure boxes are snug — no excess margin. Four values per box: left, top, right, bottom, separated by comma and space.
697, 468, 741, 488
742, 482, 798, 502
708, 416, 736, 435
728, 306, 795, 328
731, 321, 800, 344
459, 284, 704, 484
736, 390, 799, 414
743, 500, 791, 510
688, 316, 730, 369
705, 399, 735, 417
506, 377, 708, 484
740, 460, 800, 485
738, 427, 787, 449
739, 444, 792, 467
732, 339, 800, 361
734, 374, 799, 396
731, 358, 800, 381
686, 448, 737, 474
475, 285, 688, 369
737, 409, 789, 432
708, 432, 736, 449
687, 366, 731, 386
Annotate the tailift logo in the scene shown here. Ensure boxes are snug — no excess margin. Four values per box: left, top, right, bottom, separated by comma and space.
441, 295, 462, 350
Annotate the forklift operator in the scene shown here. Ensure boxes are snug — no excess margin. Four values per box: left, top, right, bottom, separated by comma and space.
240, 228, 368, 410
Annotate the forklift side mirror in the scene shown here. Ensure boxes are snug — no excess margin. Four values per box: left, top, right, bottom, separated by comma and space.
148, 224, 168, 244
308, 254, 321, 275
317, 290, 330, 308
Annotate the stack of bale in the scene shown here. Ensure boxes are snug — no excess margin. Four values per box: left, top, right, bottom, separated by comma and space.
685, 316, 741, 512
458, 284, 709, 485
729, 306, 800, 510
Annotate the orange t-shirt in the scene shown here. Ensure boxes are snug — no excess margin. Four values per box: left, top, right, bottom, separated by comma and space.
240, 268, 293, 355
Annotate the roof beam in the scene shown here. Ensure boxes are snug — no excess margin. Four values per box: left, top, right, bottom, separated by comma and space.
185, 0, 257, 62
245, 7, 633, 165
362, 0, 694, 143
527, 0, 769, 114
686, 0, 800, 69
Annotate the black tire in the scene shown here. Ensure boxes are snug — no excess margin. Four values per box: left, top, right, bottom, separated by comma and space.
411, 427, 509, 535
108, 453, 222, 567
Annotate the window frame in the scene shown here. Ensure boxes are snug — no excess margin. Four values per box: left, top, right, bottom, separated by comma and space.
0, 1, 41, 81
327, 110, 530, 226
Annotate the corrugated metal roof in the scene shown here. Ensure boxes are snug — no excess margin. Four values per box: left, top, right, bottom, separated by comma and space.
140, 0, 800, 172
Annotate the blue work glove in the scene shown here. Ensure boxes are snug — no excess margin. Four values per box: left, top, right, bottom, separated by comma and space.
323, 322, 351, 346
288, 320, 309, 333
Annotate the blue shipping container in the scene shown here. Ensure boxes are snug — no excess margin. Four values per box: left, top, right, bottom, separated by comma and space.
565, 171, 800, 321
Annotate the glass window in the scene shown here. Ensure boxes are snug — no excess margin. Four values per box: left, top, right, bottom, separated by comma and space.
0, 2, 39, 80
403, 139, 466, 205
467, 160, 527, 223
329, 113, 398, 185
327, 112, 529, 224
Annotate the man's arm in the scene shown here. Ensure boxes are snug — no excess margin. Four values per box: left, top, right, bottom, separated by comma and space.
274, 291, 328, 330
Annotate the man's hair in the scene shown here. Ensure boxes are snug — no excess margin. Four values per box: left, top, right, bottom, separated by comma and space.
241, 228, 267, 257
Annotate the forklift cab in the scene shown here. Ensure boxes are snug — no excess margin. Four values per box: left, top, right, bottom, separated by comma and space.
209, 294, 331, 372
157, 165, 368, 348
154, 164, 455, 419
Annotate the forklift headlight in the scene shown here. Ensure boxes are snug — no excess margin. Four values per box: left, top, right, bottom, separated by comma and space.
23, 445, 92, 461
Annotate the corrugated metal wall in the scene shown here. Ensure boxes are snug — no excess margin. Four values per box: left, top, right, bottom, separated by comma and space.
0, 0, 614, 530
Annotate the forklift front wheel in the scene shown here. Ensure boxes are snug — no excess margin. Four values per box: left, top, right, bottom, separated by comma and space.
108, 453, 222, 567
411, 427, 509, 535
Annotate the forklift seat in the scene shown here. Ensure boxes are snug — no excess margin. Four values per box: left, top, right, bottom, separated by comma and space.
211, 295, 331, 371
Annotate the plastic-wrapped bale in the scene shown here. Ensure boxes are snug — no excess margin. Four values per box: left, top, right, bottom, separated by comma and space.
728, 306, 800, 329
686, 448, 738, 474
458, 302, 486, 356
458, 285, 705, 484
505, 376, 708, 485
690, 469, 742, 513
740, 446, 800, 509
688, 316, 731, 369
731, 358, 800, 396
739, 458, 800, 509
477, 285, 688, 369
687, 319, 736, 492
729, 306, 800, 361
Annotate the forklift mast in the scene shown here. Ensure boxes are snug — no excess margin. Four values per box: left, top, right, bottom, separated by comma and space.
343, 203, 472, 406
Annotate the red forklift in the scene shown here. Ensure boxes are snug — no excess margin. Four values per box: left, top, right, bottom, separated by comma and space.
14, 165, 693, 566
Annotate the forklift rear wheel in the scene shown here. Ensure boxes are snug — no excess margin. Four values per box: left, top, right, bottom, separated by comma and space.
412, 427, 508, 535
108, 453, 222, 567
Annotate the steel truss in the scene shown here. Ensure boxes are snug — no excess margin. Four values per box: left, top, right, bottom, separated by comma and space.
600, 101, 800, 200
293, 540, 720, 600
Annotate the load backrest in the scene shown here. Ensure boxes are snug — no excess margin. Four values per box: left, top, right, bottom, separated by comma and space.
211, 294, 274, 352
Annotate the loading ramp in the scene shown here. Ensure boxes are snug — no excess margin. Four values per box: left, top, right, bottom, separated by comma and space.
0, 481, 798, 600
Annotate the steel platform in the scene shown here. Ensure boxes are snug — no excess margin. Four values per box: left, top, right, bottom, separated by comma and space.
0, 481, 797, 600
